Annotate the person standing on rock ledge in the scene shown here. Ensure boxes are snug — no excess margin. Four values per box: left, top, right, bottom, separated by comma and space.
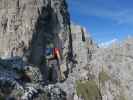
45, 44, 66, 82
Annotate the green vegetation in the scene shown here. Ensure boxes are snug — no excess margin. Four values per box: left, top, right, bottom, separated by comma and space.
76, 80, 102, 100
42, 92, 49, 100
119, 95, 127, 100
0, 95, 5, 100
112, 79, 121, 87
118, 91, 128, 100
15, 90, 23, 97
99, 70, 110, 85
114, 94, 127, 100
46, 43, 54, 48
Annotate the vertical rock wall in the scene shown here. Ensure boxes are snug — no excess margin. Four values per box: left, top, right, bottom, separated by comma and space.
0, 0, 72, 67
0, 0, 40, 58
71, 24, 95, 68
29, 0, 72, 65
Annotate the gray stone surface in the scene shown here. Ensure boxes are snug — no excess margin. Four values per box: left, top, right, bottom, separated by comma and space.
0, 0, 132, 100
87, 37, 133, 100
0, 0, 72, 67
0, 0, 73, 99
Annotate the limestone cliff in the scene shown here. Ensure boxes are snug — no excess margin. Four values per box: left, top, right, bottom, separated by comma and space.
0, 0, 74, 99
0, 0, 132, 100
0, 0, 72, 65
87, 38, 133, 100
0, 0, 73, 82
74, 37, 133, 100
0, 0, 97, 98
56, 24, 96, 100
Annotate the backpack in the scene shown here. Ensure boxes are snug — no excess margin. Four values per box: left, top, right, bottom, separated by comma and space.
46, 48, 53, 56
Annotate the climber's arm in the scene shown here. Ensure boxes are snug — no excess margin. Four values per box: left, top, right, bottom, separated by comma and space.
56, 50, 61, 61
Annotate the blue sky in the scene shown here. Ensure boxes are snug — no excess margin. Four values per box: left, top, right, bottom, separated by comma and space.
67, 0, 133, 43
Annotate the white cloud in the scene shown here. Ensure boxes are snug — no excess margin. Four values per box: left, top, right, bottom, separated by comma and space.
99, 38, 118, 48
68, 0, 133, 25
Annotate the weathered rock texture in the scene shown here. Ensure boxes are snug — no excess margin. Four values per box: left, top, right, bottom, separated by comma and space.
0, 0, 74, 99
0, 0, 97, 98
0, 0, 132, 100
71, 24, 95, 67
88, 37, 133, 100
0, 0, 73, 82
0, 0, 72, 65
56, 24, 96, 100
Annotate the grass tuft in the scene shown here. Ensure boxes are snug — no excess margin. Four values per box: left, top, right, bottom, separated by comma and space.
76, 80, 102, 100
99, 70, 110, 85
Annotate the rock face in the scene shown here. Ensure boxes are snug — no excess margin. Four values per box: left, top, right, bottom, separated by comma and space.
0, 0, 72, 65
0, 0, 97, 98
73, 36, 133, 100
87, 38, 133, 100
0, 0, 73, 82
0, 0, 133, 100
0, 0, 74, 99
71, 24, 95, 67
55, 24, 96, 100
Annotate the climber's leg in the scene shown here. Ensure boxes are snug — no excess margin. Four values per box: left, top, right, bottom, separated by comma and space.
41, 64, 49, 83
60, 64, 66, 81
52, 60, 60, 82
57, 59, 66, 81
52, 62, 59, 82
48, 65, 53, 82
48, 60, 58, 82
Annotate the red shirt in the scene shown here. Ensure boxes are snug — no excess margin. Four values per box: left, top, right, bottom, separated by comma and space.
53, 48, 60, 58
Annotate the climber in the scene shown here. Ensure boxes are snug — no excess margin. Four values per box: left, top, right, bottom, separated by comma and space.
46, 48, 61, 62
45, 46, 65, 81
53, 47, 66, 81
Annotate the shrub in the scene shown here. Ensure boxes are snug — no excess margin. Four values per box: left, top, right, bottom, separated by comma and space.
99, 70, 110, 85
76, 80, 102, 100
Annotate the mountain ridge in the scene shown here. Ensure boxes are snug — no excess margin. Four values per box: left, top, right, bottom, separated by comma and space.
0, 0, 132, 100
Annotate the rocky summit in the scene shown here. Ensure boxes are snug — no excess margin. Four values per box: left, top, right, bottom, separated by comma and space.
0, 0, 133, 100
